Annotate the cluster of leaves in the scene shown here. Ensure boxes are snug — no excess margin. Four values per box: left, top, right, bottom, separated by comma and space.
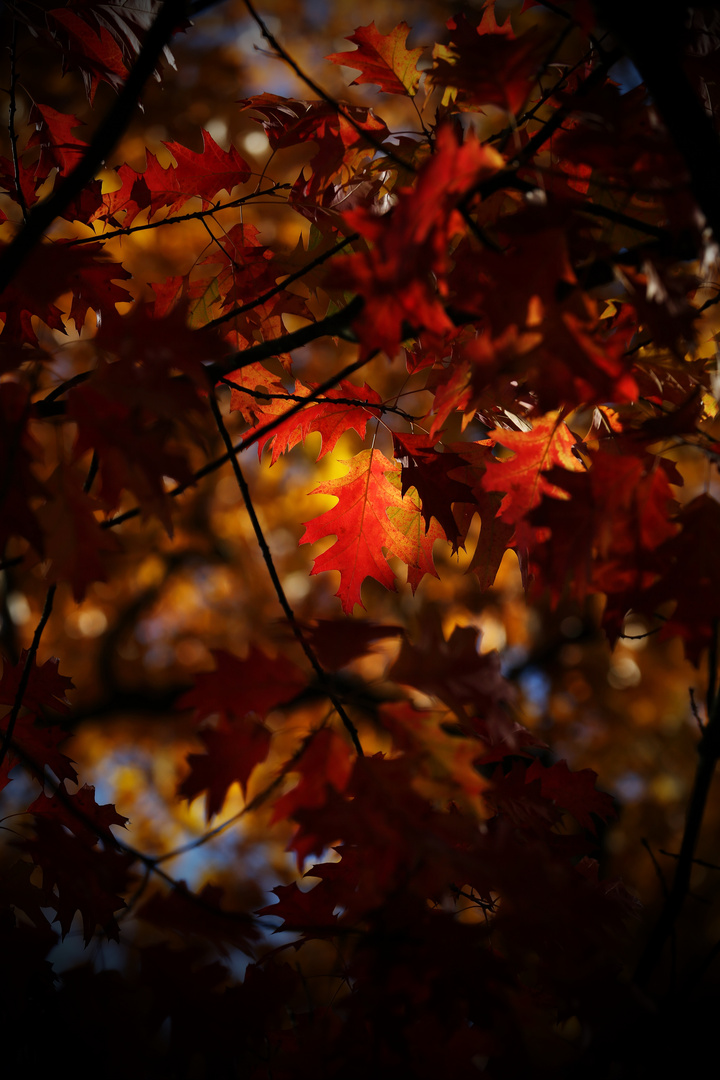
2, 0, 720, 1074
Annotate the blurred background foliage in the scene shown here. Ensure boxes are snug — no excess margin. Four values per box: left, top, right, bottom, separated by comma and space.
2, 0, 720, 985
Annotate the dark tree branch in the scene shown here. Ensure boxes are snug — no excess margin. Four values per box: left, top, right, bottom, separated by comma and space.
204, 295, 364, 379
209, 390, 364, 755
0, 0, 185, 295
594, 0, 720, 244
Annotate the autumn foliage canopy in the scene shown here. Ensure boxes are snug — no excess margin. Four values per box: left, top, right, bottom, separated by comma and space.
3, 0, 720, 1075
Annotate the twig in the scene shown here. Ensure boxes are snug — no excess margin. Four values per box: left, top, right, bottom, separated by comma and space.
204, 232, 359, 331
241, 0, 414, 173
6, 729, 259, 934
63, 184, 291, 246
155, 727, 320, 864
0, 0, 183, 295
641, 838, 670, 900
219, 378, 419, 422
204, 294, 364, 379
209, 390, 364, 755
34, 293, 365, 424
659, 849, 720, 873
101, 351, 373, 530
0, 584, 57, 773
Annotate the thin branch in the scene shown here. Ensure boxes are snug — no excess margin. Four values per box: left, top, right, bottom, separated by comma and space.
34, 293, 365, 422
204, 232, 359, 331
659, 849, 720, 873
209, 391, 364, 755
205, 294, 364, 380
219, 377, 419, 423
466, 46, 623, 209
241, 0, 414, 173
0, 555, 24, 573
102, 352, 373, 530
6, 731, 259, 933
0, 583, 56, 773
495, 21, 575, 157
641, 838, 670, 899
63, 184, 291, 247
40, 369, 93, 404
155, 727, 320, 864
0, 0, 183, 295
486, 39, 599, 150
8, 20, 28, 224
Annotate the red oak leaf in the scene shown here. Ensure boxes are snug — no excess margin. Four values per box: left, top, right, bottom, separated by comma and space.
22, 815, 133, 942
0, 651, 75, 714
26, 104, 88, 179
485, 760, 563, 831
0, 154, 42, 211
327, 22, 424, 97
385, 474, 445, 592
146, 132, 250, 215
301, 619, 403, 670
137, 882, 259, 956
464, 491, 517, 592
245, 380, 382, 465
28, 784, 128, 846
49, 8, 128, 102
389, 612, 516, 735
68, 376, 194, 529
301, 448, 415, 613
393, 432, 477, 549
177, 648, 307, 722
257, 880, 338, 931
529, 450, 680, 607
179, 714, 272, 820
525, 759, 616, 834
0, 240, 131, 344
239, 95, 389, 159
0, 712, 78, 792
270, 728, 353, 826
335, 125, 502, 357
481, 412, 585, 525
102, 132, 250, 222
624, 494, 720, 664
36, 463, 121, 602
429, 10, 548, 113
